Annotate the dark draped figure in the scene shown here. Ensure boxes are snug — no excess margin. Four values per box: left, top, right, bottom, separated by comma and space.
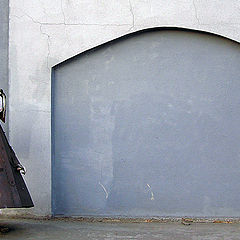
0, 89, 33, 208
0, 125, 33, 208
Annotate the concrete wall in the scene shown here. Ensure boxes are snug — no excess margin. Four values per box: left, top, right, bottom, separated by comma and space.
6, 0, 240, 216
0, 0, 9, 134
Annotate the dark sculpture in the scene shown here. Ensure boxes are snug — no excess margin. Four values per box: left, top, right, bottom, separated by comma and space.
0, 89, 33, 208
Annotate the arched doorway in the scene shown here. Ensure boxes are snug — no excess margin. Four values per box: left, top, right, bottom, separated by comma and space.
52, 29, 240, 217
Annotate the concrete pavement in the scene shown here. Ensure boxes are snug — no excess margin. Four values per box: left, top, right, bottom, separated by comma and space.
0, 218, 240, 240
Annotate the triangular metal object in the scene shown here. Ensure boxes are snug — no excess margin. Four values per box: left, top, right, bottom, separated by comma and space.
0, 124, 34, 208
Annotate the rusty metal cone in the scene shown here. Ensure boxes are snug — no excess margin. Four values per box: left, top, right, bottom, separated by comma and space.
0, 124, 34, 208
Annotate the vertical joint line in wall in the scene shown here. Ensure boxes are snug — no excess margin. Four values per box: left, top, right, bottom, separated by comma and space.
40, 25, 50, 70
128, 0, 135, 31
193, 0, 200, 25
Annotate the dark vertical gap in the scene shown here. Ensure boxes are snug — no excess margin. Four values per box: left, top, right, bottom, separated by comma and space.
51, 67, 56, 216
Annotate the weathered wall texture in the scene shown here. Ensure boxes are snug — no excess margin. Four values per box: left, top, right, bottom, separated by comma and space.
7, 0, 240, 216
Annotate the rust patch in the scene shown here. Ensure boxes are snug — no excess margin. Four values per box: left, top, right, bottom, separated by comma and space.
213, 220, 233, 224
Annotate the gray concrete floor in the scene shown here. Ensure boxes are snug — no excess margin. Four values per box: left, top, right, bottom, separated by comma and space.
0, 218, 240, 240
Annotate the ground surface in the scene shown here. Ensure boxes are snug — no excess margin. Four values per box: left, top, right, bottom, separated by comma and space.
0, 218, 240, 240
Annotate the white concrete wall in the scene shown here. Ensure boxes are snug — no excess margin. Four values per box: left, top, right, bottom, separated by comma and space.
7, 0, 240, 216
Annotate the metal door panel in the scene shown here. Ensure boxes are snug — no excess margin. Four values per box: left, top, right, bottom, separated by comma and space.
52, 30, 240, 217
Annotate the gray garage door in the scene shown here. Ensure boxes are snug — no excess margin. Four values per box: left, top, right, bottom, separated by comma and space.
52, 29, 240, 217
